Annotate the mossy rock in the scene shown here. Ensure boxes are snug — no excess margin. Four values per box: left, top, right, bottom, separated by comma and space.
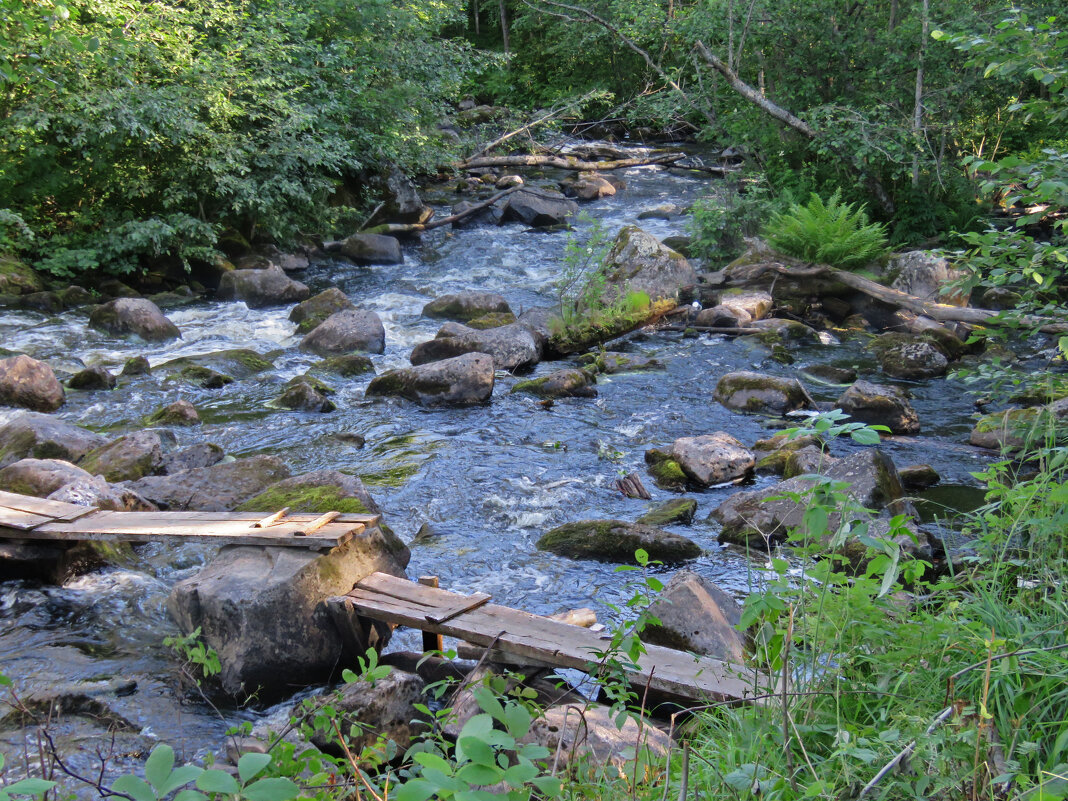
714, 371, 809, 415
536, 519, 701, 562
636, 498, 698, 527
311, 355, 376, 378
288, 373, 335, 394
511, 369, 596, 399
157, 349, 274, 386
0, 256, 45, 296
969, 401, 1068, 451
122, 356, 151, 376
644, 449, 688, 490
467, 312, 517, 329
237, 484, 370, 515
576, 351, 664, 375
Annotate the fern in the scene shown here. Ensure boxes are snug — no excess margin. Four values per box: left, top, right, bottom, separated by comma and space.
765, 189, 888, 269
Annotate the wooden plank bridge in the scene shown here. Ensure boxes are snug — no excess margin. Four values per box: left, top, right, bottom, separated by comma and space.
332, 571, 767, 706
0, 490, 378, 549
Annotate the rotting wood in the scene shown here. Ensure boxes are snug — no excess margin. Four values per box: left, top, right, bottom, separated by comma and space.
337, 186, 523, 237
339, 572, 767, 705
660, 325, 765, 335
468, 91, 600, 159
426, 591, 492, 625
615, 471, 652, 500
0, 490, 97, 523
298, 510, 340, 536
254, 508, 290, 528
460, 152, 684, 172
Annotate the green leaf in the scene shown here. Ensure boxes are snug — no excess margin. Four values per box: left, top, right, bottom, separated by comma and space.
530, 775, 562, 796
457, 736, 497, 767
502, 762, 538, 787
237, 752, 272, 784
413, 752, 455, 774
172, 791, 208, 801
242, 777, 299, 801
111, 775, 158, 801
850, 427, 882, 445
144, 744, 176, 790
0, 778, 56, 798
457, 762, 502, 785
196, 770, 240, 795
502, 703, 532, 738
393, 780, 436, 801
157, 765, 203, 796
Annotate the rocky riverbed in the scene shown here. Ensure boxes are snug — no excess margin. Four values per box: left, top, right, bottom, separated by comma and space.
0, 142, 1024, 778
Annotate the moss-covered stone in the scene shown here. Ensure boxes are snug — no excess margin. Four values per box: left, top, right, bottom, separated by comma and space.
644, 449, 688, 490
969, 400, 1068, 452
311, 354, 376, 378
158, 349, 274, 387
536, 519, 701, 562
122, 356, 151, 376
636, 498, 698, 527
511, 369, 596, 399
237, 484, 369, 515
576, 351, 664, 374
753, 433, 823, 475
0, 256, 45, 296
714, 371, 809, 416
467, 311, 517, 329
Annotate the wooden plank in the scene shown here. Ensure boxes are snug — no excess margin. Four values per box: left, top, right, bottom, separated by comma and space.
418, 577, 444, 653
342, 573, 766, 704
254, 508, 290, 528
0, 508, 55, 531
0, 490, 96, 522
426, 592, 491, 625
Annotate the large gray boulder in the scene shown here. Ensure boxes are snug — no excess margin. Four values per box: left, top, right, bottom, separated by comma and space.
409, 322, 541, 372
158, 443, 225, 475
126, 455, 290, 511
0, 413, 107, 469
88, 298, 180, 341
338, 233, 403, 265
167, 525, 411, 699
714, 371, 810, 415
837, 380, 920, 435
366, 353, 494, 406
602, 226, 697, 305
0, 355, 65, 412
49, 476, 158, 512
870, 333, 948, 380
536, 520, 701, 562
670, 433, 754, 486
217, 265, 310, 308
888, 250, 969, 306
371, 166, 432, 225
559, 172, 618, 200
67, 366, 117, 391
300, 309, 385, 356
77, 431, 163, 482
642, 570, 745, 661
288, 288, 354, 334
422, 292, 511, 322
498, 188, 577, 227
0, 458, 94, 497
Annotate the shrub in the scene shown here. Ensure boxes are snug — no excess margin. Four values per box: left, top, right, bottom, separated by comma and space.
765, 188, 888, 268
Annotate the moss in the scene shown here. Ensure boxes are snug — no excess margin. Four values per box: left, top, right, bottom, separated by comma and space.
647, 458, 687, 490
237, 485, 370, 514
467, 312, 517, 329
296, 313, 329, 334
361, 463, 421, 488
287, 374, 335, 394
180, 365, 234, 388
0, 256, 45, 295
537, 520, 701, 562
365, 370, 410, 398
636, 498, 698, 527
312, 355, 375, 378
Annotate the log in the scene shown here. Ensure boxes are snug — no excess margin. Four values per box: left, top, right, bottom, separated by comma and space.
460, 152, 685, 172
335, 186, 523, 238
615, 471, 652, 500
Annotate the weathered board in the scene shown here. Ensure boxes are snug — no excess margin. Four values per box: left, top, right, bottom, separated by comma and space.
340, 571, 768, 706
0, 491, 379, 549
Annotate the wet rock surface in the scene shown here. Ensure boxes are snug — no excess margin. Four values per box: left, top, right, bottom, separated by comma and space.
366, 352, 495, 406
714, 371, 810, 415
410, 321, 541, 371
0, 355, 65, 412
537, 519, 701, 562
0, 413, 107, 468
837, 379, 920, 435
300, 309, 386, 356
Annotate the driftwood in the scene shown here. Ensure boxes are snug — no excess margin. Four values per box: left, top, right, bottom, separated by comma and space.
460, 152, 685, 172
352, 186, 523, 236
615, 471, 652, 500
469, 91, 601, 159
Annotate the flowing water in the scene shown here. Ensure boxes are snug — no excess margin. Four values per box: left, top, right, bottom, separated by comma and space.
0, 147, 994, 772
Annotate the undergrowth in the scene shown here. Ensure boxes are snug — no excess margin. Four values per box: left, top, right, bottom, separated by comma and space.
765, 189, 889, 269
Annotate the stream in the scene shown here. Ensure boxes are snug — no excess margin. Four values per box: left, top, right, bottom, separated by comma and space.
0, 145, 995, 776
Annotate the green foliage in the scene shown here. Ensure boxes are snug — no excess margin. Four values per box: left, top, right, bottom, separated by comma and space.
688, 176, 786, 264
164, 626, 221, 687
0, 210, 33, 255
765, 189, 889, 268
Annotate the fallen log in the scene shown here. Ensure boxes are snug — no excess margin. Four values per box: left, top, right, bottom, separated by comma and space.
460, 152, 685, 172
338, 186, 523, 238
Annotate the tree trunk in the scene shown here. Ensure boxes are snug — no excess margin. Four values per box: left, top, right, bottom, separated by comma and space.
473, 0, 480, 35
499, 0, 509, 54
912, 0, 929, 188
460, 152, 687, 171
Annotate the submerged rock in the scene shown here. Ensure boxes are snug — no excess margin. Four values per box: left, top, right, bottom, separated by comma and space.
0, 458, 94, 497
836, 380, 920, 435
602, 225, 697, 305
366, 353, 494, 406
714, 371, 810, 415
157, 349, 274, 387
88, 298, 181, 342
300, 309, 386, 356
67, 366, 117, 391
642, 570, 745, 661
511, 369, 596, 399
311, 354, 376, 377
670, 433, 754, 486
0, 355, 65, 412
144, 399, 201, 427
78, 431, 163, 482
239, 470, 380, 515
422, 292, 511, 322
576, 351, 664, 374
127, 455, 290, 511
410, 322, 541, 372
537, 519, 701, 562
167, 525, 410, 700
216, 265, 310, 308
0, 413, 107, 469
121, 356, 152, 376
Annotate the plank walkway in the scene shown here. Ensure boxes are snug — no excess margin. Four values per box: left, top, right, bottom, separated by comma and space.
0, 490, 378, 549
336, 571, 769, 706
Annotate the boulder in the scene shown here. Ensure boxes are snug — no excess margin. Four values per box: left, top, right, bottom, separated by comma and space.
300, 309, 386, 356
695, 304, 749, 328
870, 334, 948, 380
0, 413, 107, 469
366, 353, 494, 406
157, 349, 274, 387
370, 166, 432, 225
714, 371, 810, 415
559, 172, 617, 200
537, 520, 701, 562
88, 298, 181, 341
782, 445, 829, 478
274, 377, 337, 413
637, 203, 683, 221
642, 570, 745, 661
238, 470, 380, 515
422, 292, 511, 322
495, 174, 524, 189
516, 307, 556, 351
969, 398, 1068, 452
523, 704, 671, 771
121, 356, 151, 376
167, 525, 411, 699
836, 380, 920, 435
888, 250, 969, 306
717, 289, 773, 321
635, 498, 698, 527
306, 670, 426, 755
144, 400, 201, 427
748, 318, 821, 344
711, 449, 911, 550
602, 226, 697, 305
126, 455, 290, 511
0, 355, 65, 412
800, 364, 858, 385
752, 433, 824, 475
78, 431, 164, 482
338, 233, 403, 265
159, 443, 225, 475
899, 464, 940, 490
289, 288, 354, 334
511, 369, 596, 399
410, 322, 541, 372
577, 351, 664, 374
498, 188, 577, 227
670, 433, 754, 486
644, 449, 688, 491
0, 256, 44, 295
16, 291, 62, 314
311, 354, 375, 377
216, 265, 310, 308
48, 476, 158, 512
0, 458, 94, 497
467, 311, 517, 329
67, 366, 117, 391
